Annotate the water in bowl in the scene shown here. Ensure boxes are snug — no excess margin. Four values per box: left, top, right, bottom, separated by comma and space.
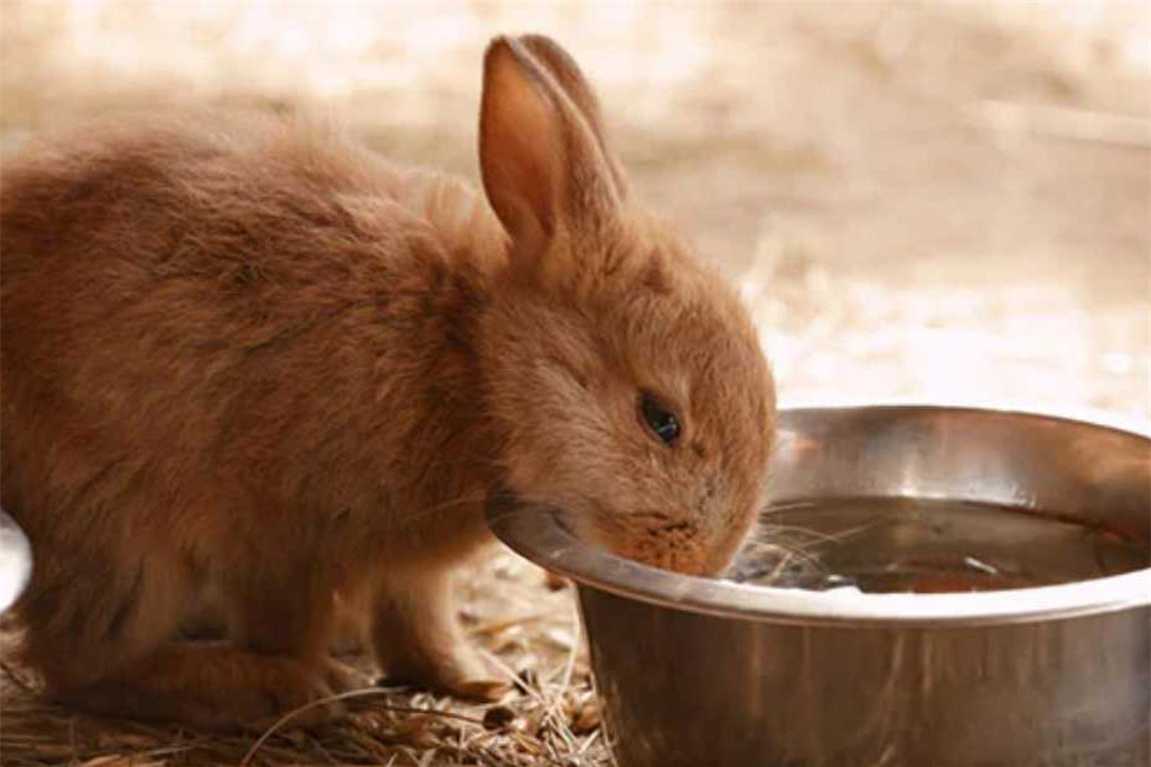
730, 497, 1149, 593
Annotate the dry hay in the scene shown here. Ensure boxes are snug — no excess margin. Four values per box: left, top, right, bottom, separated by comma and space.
0, 551, 611, 767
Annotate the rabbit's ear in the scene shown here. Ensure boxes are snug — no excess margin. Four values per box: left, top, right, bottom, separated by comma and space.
479, 35, 622, 260
516, 35, 627, 199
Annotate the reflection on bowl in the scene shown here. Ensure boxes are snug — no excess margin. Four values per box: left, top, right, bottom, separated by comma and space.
488, 406, 1151, 767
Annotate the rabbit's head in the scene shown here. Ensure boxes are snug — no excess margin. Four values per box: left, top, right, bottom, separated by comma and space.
479, 35, 774, 576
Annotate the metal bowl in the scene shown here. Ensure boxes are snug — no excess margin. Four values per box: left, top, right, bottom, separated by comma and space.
487, 406, 1151, 767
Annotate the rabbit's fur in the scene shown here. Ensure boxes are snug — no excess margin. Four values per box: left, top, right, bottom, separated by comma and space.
0, 35, 775, 727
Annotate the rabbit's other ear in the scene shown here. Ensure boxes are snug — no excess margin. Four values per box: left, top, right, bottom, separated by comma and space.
516, 34, 627, 199
479, 35, 622, 261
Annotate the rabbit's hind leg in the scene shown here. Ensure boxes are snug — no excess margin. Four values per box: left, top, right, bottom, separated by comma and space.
58, 643, 352, 729
24, 544, 357, 729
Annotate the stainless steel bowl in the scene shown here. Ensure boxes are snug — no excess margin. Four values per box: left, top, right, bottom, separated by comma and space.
487, 406, 1151, 767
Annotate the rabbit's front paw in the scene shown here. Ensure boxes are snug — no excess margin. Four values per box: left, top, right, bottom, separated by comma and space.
322, 656, 374, 694
377, 638, 509, 701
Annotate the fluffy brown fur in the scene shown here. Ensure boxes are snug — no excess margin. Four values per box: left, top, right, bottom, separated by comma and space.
0, 35, 774, 728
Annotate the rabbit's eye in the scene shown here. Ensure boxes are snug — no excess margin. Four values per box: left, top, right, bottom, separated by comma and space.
639, 392, 680, 446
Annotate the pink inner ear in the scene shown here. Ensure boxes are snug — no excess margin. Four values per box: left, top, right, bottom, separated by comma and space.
479, 43, 565, 253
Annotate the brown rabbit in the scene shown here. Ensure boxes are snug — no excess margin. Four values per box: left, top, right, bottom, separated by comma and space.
0, 35, 775, 727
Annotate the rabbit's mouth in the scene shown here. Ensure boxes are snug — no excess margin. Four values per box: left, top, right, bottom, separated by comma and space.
574, 506, 721, 577
484, 485, 731, 577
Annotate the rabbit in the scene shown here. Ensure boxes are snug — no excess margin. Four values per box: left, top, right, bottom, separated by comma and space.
0, 34, 776, 728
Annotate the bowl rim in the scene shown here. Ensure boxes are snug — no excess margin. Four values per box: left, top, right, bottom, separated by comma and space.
486, 404, 1151, 628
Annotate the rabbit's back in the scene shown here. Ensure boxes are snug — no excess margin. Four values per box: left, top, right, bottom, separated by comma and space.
0, 115, 497, 546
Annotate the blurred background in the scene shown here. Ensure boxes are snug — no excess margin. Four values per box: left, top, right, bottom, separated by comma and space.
2, 0, 1149, 422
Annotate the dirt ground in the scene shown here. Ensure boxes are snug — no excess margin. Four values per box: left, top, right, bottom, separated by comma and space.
1, 2, 1149, 765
